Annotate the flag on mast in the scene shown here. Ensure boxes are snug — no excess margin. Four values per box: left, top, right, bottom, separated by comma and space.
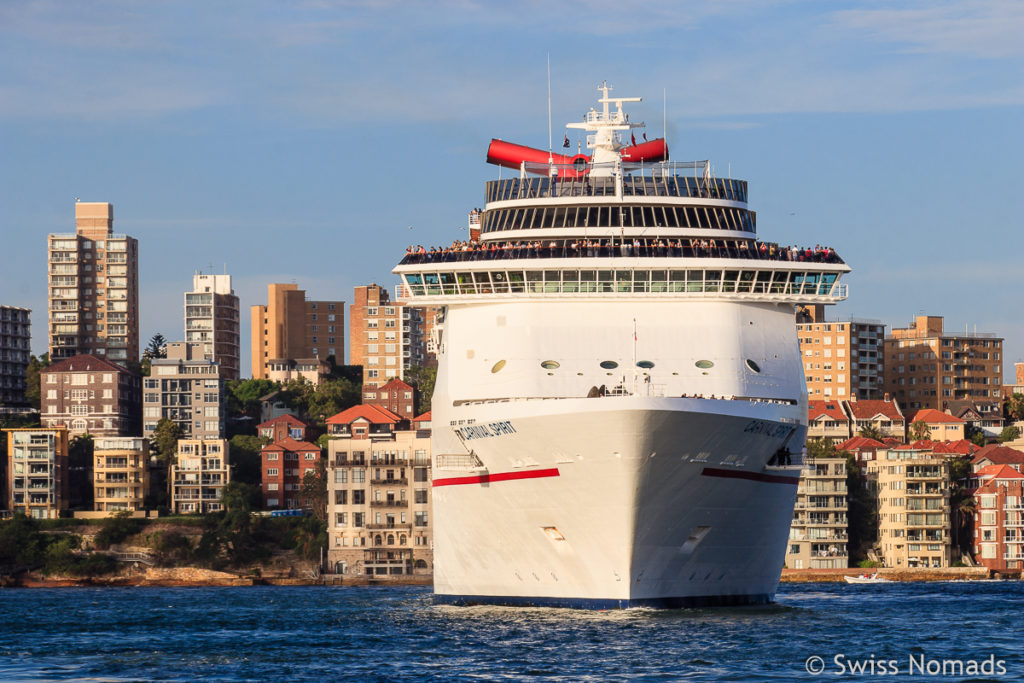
562, 135, 570, 148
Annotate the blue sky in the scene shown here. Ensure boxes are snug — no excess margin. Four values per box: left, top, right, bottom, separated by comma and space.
2, 0, 1022, 379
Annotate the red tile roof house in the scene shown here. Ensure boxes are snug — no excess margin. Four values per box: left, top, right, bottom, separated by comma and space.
843, 396, 906, 441
325, 404, 405, 439
970, 444, 1024, 474
807, 400, 851, 441
910, 409, 966, 442
836, 436, 887, 466
257, 414, 312, 442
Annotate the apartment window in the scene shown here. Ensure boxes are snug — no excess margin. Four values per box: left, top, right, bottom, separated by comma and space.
353, 468, 365, 483
267, 468, 279, 476
353, 490, 365, 504
415, 489, 428, 504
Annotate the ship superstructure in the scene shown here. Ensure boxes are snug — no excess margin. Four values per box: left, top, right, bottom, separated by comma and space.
393, 82, 849, 607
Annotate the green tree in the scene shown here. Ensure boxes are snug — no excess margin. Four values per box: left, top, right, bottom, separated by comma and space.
858, 424, 884, 442
998, 425, 1021, 443
948, 455, 976, 558
404, 365, 437, 414
306, 378, 360, 424
93, 510, 143, 550
151, 418, 182, 462
143, 333, 167, 360
1006, 394, 1024, 422
24, 353, 50, 410
226, 378, 280, 422
68, 434, 94, 510
228, 434, 264, 488
805, 437, 837, 460
909, 420, 931, 442
299, 457, 327, 521
0, 513, 46, 567
845, 453, 876, 565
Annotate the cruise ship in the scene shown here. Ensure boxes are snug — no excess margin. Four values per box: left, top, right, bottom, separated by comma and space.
393, 83, 850, 608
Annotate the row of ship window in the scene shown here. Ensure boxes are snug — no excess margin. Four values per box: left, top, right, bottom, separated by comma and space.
403, 269, 840, 297
484, 175, 748, 203
490, 358, 762, 373
481, 204, 754, 233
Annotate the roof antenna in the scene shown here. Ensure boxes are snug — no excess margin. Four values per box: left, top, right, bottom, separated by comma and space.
546, 53, 553, 166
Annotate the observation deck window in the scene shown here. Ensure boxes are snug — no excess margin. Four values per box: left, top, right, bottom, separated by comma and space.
401, 266, 843, 300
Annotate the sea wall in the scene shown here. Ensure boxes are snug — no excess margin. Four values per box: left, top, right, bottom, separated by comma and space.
780, 567, 993, 583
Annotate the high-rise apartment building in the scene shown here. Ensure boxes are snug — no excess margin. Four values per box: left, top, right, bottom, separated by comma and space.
40, 354, 141, 437
143, 342, 224, 440
868, 449, 951, 568
48, 202, 139, 364
785, 455, 849, 569
797, 305, 885, 400
0, 306, 31, 411
170, 438, 230, 514
350, 285, 431, 389
883, 315, 1003, 411
4, 427, 69, 519
93, 437, 150, 513
250, 283, 343, 379
185, 273, 240, 381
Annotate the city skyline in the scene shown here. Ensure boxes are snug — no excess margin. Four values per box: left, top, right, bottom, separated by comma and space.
2, 1, 1022, 376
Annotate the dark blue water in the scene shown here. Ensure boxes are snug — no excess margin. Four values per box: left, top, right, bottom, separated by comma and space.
1, 582, 1021, 681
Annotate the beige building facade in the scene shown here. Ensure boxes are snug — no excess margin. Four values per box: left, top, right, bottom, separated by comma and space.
4, 427, 69, 519
250, 283, 343, 379
786, 455, 849, 569
48, 202, 139, 364
170, 438, 230, 514
93, 437, 149, 513
883, 315, 1002, 411
143, 342, 224, 440
185, 273, 240, 381
325, 420, 432, 577
869, 449, 951, 568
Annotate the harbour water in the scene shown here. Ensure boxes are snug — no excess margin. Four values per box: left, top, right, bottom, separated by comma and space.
1, 581, 1021, 680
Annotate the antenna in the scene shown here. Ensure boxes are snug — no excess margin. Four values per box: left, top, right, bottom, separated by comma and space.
546, 54, 553, 164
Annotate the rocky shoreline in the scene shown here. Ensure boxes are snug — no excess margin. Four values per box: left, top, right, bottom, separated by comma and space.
2, 566, 434, 588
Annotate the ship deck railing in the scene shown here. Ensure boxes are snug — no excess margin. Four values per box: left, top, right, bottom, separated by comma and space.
399, 242, 844, 267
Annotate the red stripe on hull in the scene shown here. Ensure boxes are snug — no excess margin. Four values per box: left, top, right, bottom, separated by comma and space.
701, 467, 799, 486
433, 467, 561, 488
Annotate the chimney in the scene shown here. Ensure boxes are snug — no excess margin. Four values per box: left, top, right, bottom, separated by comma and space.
883, 393, 891, 402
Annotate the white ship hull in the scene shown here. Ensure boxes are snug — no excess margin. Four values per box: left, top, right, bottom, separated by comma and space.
429, 300, 807, 607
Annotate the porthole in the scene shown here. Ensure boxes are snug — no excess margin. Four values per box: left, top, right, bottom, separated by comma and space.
637, 360, 655, 369
491, 360, 506, 373
600, 360, 619, 370
745, 359, 761, 373
541, 360, 560, 370
695, 360, 714, 369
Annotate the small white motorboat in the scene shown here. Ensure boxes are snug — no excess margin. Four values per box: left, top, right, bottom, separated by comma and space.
844, 573, 892, 584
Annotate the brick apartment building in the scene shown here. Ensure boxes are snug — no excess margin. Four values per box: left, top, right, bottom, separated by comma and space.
797, 306, 885, 400
350, 285, 432, 389
40, 354, 141, 437
363, 378, 417, 420
883, 314, 1003, 411
972, 465, 1024, 572
258, 415, 322, 509
47, 201, 139, 364
250, 283, 343, 379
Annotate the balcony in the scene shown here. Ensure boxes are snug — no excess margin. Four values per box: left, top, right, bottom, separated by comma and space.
371, 478, 408, 486
370, 500, 408, 508
366, 522, 412, 530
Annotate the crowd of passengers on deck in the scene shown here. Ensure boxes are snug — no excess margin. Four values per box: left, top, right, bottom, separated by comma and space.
401, 238, 841, 264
